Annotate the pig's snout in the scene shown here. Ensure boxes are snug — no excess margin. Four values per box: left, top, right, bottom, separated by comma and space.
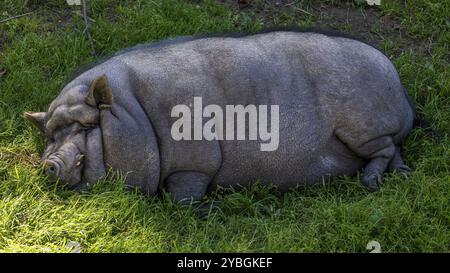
43, 159, 61, 181
42, 150, 84, 187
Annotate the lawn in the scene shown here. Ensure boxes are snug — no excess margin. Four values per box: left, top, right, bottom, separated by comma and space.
0, 0, 448, 252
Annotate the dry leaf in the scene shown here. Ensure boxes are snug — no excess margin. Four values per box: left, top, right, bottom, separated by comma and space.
66, 0, 81, 6
366, 0, 381, 6
66, 241, 82, 253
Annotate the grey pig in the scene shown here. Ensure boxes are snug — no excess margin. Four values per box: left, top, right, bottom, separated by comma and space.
25, 30, 415, 202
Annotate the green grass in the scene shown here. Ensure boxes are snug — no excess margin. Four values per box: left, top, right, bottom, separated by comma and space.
0, 0, 449, 252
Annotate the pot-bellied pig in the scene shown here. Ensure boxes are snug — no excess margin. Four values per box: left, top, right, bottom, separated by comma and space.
25, 30, 415, 202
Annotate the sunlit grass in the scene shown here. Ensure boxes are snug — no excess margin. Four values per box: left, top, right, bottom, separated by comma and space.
0, 0, 448, 252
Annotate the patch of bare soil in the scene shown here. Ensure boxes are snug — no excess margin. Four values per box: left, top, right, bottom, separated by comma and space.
315, 5, 428, 55
1, 1, 429, 57
217, 0, 429, 56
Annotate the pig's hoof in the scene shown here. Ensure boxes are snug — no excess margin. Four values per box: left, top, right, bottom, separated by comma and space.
391, 164, 411, 177
362, 173, 382, 192
196, 201, 221, 219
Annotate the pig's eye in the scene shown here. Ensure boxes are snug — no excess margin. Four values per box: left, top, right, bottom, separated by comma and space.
46, 136, 55, 144
45, 133, 55, 142
81, 124, 96, 132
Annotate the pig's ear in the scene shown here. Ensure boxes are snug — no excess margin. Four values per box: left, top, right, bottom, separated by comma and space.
24, 112, 47, 132
85, 75, 114, 110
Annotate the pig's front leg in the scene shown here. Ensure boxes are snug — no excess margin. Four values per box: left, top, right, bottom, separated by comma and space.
165, 171, 212, 204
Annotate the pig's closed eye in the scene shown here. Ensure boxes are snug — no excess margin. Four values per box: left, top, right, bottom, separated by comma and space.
81, 124, 96, 132
46, 137, 55, 146
46, 134, 55, 142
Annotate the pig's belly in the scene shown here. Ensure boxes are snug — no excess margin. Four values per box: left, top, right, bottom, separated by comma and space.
211, 132, 364, 192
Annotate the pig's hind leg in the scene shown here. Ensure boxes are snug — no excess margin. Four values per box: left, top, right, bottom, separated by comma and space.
388, 146, 411, 174
335, 129, 396, 192
165, 171, 211, 204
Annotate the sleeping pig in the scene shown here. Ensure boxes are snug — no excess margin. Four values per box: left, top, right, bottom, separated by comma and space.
24, 30, 415, 202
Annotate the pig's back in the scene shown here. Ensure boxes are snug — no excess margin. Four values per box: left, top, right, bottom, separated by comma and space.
115, 31, 403, 189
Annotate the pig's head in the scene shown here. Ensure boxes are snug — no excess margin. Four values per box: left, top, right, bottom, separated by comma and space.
24, 75, 111, 188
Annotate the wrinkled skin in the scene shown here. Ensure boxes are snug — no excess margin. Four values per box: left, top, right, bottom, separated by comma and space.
41, 123, 86, 187
25, 83, 107, 189
25, 31, 415, 201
